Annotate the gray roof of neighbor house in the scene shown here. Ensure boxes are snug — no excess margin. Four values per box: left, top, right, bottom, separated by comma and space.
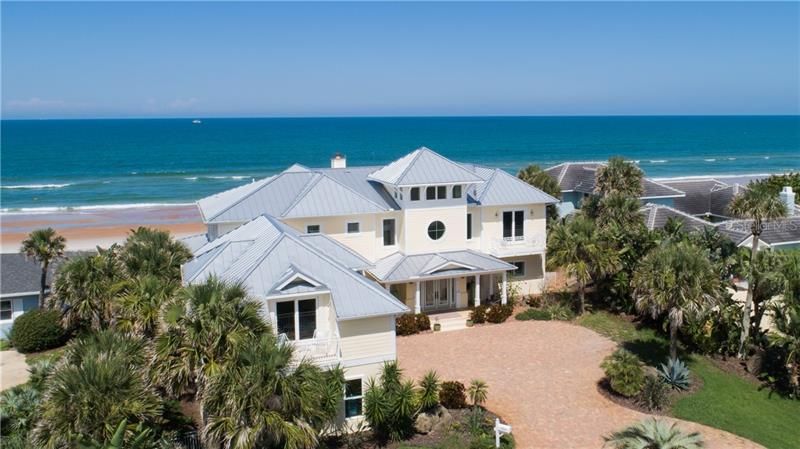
545, 162, 685, 199
197, 147, 557, 224
716, 216, 800, 247
368, 147, 485, 187
370, 250, 515, 283
639, 203, 714, 233
182, 215, 407, 320
658, 178, 748, 218
1, 252, 81, 296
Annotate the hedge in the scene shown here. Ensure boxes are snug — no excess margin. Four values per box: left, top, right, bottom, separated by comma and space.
10, 309, 67, 353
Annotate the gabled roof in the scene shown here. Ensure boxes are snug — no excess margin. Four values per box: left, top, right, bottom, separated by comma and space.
639, 203, 714, 233
1, 252, 83, 296
462, 165, 559, 206
183, 215, 408, 320
368, 147, 484, 187
545, 162, 685, 199
371, 250, 515, 282
716, 216, 800, 247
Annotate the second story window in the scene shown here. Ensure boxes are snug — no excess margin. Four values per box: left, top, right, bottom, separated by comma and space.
453, 185, 462, 199
410, 188, 420, 201
383, 219, 396, 246
426, 186, 436, 200
437, 186, 446, 199
467, 213, 473, 239
346, 222, 360, 234
502, 210, 524, 241
306, 224, 321, 234
427, 221, 445, 240
276, 298, 316, 341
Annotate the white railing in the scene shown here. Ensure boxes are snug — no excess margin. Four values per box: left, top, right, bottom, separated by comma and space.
490, 235, 546, 256
277, 330, 342, 368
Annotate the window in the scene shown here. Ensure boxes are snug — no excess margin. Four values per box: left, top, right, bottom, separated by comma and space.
512, 261, 525, 277
437, 186, 446, 199
427, 221, 445, 240
466, 213, 473, 240
452, 185, 462, 199
410, 187, 420, 201
344, 379, 363, 418
346, 222, 360, 234
383, 219, 396, 246
502, 210, 525, 240
276, 299, 316, 341
426, 186, 436, 200
0, 300, 11, 321
306, 224, 321, 234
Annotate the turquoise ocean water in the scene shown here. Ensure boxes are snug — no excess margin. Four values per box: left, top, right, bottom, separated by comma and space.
2, 116, 799, 212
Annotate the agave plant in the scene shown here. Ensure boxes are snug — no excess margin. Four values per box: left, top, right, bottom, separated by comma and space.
658, 357, 691, 390
604, 418, 704, 449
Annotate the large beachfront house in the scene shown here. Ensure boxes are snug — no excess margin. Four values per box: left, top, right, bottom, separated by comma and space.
185, 147, 557, 422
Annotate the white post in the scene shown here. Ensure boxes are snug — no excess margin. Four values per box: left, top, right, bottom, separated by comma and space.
414, 281, 421, 314
474, 275, 481, 307
501, 271, 508, 305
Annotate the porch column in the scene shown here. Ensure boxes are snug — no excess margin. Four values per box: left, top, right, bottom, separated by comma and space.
414, 281, 421, 314
501, 271, 508, 305
474, 275, 481, 307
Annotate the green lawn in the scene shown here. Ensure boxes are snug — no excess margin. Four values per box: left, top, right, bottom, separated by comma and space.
24, 346, 66, 365
577, 311, 800, 449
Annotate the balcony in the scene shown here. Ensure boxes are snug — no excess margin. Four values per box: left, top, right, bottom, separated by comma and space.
489, 235, 546, 257
277, 330, 342, 368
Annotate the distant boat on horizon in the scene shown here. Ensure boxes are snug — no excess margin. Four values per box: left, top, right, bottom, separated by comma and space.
192, 119, 202, 124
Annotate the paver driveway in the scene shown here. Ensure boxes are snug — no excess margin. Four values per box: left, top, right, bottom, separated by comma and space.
397, 320, 763, 449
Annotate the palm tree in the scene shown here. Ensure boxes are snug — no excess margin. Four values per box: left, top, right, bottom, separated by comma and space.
518, 164, 561, 220
633, 240, 721, 360
52, 252, 124, 331
202, 334, 344, 449
20, 227, 66, 308
467, 379, 488, 408
604, 418, 704, 449
121, 227, 191, 281
734, 248, 785, 342
417, 370, 440, 412
151, 277, 269, 409
78, 418, 155, 449
363, 361, 418, 443
32, 330, 164, 448
781, 250, 800, 305
768, 301, 800, 396
728, 184, 787, 358
594, 157, 644, 198
597, 193, 645, 230
116, 275, 176, 338
547, 215, 621, 314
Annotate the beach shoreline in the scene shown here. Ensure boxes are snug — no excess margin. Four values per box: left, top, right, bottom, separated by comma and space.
0, 204, 205, 253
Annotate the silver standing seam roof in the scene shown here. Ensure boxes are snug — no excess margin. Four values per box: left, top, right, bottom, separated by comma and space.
368, 147, 485, 187
183, 215, 407, 320
370, 250, 515, 283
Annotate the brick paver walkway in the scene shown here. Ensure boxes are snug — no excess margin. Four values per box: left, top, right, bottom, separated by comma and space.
397, 320, 763, 449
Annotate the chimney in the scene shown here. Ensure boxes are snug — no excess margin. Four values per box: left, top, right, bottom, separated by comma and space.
331, 153, 346, 169
780, 186, 796, 216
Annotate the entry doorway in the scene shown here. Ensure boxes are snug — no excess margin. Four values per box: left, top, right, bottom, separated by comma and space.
421, 279, 455, 311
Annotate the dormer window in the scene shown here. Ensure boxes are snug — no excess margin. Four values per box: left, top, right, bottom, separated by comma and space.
437, 186, 446, 199
410, 188, 420, 201
452, 185, 462, 199
426, 186, 436, 200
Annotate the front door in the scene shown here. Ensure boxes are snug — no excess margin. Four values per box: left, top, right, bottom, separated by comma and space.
422, 279, 454, 311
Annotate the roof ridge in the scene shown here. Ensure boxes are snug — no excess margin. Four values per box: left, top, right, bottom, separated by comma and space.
228, 233, 288, 284
643, 178, 687, 196
641, 203, 712, 226
477, 169, 501, 202
279, 173, 324, 216
393, 148, 425, 185
205, 173, 284, 221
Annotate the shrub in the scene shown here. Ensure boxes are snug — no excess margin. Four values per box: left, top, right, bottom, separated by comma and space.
396, 314, 418, 336
637, 376, 669, 411
486, 304, 514, 324
418, 370, 440, 411
10, 309, 66, 353
470, 305, 488, 324
544, 302, 575, 321
601, 349, 645, 397
658, 358, 691, 390
415, 313, 431, 332
439, 380, 467, 409
363, 362, 418, 442
515, 308, 552, 321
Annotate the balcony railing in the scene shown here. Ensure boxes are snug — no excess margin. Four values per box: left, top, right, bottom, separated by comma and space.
277, 330, 342, 368
490, 235, 546, 256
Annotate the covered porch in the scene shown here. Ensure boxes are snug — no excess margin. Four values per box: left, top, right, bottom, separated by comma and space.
369, 250, 516, 314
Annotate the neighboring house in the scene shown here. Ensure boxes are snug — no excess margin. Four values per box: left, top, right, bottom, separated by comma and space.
545, 162, 685, 209
656, 177, 751, 221
639, 203, 714, 233
188, 147, 557, 424
0, 254, 48, 337
716, 216, 800, 251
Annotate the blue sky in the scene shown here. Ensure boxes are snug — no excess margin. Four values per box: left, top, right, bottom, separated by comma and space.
2, 2, 798, 118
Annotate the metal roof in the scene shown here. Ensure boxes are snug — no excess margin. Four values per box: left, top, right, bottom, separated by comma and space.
370, 249, 515, 282
368, 147, 485, 187
545, 162, 685, 199
183, 215, 408, 320
465, 166, 559, 206
639, 203, 714, 232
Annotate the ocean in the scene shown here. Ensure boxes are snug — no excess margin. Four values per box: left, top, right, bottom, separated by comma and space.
2, 116, 799, 212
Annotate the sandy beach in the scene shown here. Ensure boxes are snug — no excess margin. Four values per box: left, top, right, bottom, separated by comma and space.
0, 204, 205, 253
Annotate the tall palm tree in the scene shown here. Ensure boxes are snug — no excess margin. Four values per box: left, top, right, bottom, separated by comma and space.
116, 275, 176, 338
728, 184, 787, 358
151, 277, 269, 410
52, 252, 124, 331
121, 227, 191, 281
20, 227, 66, 308
594, 157, 644, 198
202, 334, 344, 449
518, 164, 562, 220
597, 193, 645, 230
547, 215, 621, 314
604, 418, 704, 449
734, 248, 785, 341
633, 241, 721, 360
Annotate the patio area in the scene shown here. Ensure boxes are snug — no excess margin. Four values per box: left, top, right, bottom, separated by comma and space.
396, 320, 763, 449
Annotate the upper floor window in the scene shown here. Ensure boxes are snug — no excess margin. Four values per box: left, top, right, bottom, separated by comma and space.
502, 210, 524, 241
306, 224, 321, 234
383, 219, 396, 246
426, 186, 436, 200
428, 221, 445, 240
276, 298, 316, 341
410, 188, 420, 201
346, 222, 360, 234
466, 213, 473, 240
437, 186, 446, 199
452, 185, 462, 199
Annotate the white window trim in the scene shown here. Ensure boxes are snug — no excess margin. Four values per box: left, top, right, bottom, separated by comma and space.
344, 375, 365, 419
0, 299, 14, 323
502, 209, 525, 241
345, 221, 361, 235
275, 297, 317, 341
427, 220, 446, 241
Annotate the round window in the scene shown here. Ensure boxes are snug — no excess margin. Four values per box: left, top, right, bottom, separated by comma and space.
427, 221, 445, 240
